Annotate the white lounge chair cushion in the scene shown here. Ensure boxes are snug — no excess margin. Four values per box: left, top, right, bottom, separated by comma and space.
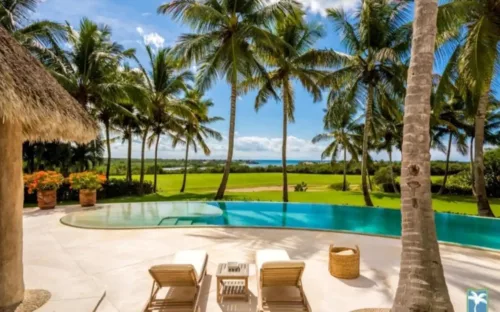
336, 249, 354, 256
256, 249, 290, 270
173, 250, 207, 282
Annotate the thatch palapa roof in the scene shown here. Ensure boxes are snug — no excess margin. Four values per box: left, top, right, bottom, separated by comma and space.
0, 27, 98, 143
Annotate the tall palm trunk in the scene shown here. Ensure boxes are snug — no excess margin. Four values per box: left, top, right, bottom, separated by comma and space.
475, 88, 494, 217
388, 148, 399, 194
153, 134, 160, 193
180, 138, 190, 193
361, 84, 374, 206
392, 0, 453, 310
470, 136, 476, 196
282, 79, 289, 202
139, 126, 149, 195
438, 133, 453, 195
126, 130, 132, 183
215, 82, 237, 200
342, 148, 347, 191
0, 121, 24, 311
104, 120, 112, 180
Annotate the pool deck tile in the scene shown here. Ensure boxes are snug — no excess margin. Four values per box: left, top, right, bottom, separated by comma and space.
22, 206, 500, 312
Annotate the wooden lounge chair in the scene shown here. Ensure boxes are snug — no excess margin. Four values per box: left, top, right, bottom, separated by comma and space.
256, 249, 310, 312
144, 250, 208, 312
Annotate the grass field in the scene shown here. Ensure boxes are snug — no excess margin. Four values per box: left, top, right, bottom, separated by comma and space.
99, 173, 500, 216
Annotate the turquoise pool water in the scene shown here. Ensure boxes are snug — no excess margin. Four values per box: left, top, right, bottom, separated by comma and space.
60, 201, 500, 250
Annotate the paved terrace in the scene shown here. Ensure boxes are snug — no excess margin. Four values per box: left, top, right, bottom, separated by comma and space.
23, 206, 500, 312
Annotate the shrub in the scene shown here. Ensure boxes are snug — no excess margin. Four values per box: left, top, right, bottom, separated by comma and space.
485, 148, 500, 197
24, 171, 64, 194
294, 182, 308, 192
329, 181, 350, 191
373, 167, 394, 185
447, 170, 473, 189
24, 179, 154, 204
381, 183, 400, 193
68, 172, 106, 190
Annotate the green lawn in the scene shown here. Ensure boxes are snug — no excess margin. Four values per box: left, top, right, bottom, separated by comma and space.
99, 173, 500, 216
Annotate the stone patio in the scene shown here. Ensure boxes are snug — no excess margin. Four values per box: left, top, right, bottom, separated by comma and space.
23, 206, 500, 312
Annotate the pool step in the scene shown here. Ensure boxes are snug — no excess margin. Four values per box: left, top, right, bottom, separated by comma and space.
175, 220, 193, 225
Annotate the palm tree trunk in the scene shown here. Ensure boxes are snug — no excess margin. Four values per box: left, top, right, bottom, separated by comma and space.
367, 167, 373, 191
0, 121, 24, 310
153, 134, 160, 193
215, 82, 237, 200
127, 131, 132, 183
282, 79, 289, 202
139, 126, 149, 195
105, 120, 112, 180
475, 88, 494, 217
388, 148, 399, 194
361, 84, 374, 206
342, 148, 347, 191
180, 139, 190, 193
392, 0, 453, 310
470, 136, 476, 196
438, 133, 453, 195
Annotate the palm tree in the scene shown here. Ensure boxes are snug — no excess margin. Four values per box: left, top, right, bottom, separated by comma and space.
112, 104, 139, 183
46, 18, 139, 180
0, 0, 66, 58
159, 0, 299, 200
323, 0, 408, 206
71, 139, 104, 172
135, 45, 194, 193
312, 102, 360, 191
241, 18, 332, 202
175, 90, 223, 193
372, 105, 403, 194
438, 0, 500, 216
392, 0, 453, 309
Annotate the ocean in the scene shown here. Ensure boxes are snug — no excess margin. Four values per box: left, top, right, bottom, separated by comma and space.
244, 159, 326, 167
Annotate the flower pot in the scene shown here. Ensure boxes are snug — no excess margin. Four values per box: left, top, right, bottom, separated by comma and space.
37, 190, 57, 209
79, 189, 97, 207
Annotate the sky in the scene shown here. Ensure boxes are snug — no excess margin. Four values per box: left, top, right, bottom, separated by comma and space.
35, 0, 473, 161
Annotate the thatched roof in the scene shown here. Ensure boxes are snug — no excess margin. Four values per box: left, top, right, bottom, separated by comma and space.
0, 27, 98, 143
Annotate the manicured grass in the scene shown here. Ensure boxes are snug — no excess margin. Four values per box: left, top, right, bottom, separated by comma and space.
97, 173, 500, 216
125, 173, 443, 193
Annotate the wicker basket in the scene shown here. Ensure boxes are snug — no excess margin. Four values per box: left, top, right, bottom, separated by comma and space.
328, 244, 360, 279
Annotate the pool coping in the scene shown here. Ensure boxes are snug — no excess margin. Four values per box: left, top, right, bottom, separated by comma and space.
58, 201, 500, 254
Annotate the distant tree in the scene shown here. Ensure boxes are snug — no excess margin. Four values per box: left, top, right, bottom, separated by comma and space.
160, 0, 299, 200
312, 102, 360, 192
242, 17, 332, 201
322, 0, 408, 206
174, 90, 223, 193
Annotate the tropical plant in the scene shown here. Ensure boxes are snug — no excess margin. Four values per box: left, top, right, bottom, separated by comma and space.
24, 171, 64, 194
241, 17, 331, 202
68, 172, 106, 190
134, 45, 194, 193
71, 139, 104, 172
322, 0, 408, 206
0, 0, 67, 58
159, 0, 299, 200
294, 182, 307, 192
372, 104, 403, 194
45, 18, 140, 180
438, 0, 500, 216
174, 90, 223, 192
392, 0, 453, 309
312, 102, 360, 192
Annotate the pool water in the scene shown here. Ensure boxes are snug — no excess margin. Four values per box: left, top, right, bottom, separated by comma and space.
60, 201, 500, 250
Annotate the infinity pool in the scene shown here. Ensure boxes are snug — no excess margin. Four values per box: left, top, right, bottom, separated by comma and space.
60, 201, 500, 250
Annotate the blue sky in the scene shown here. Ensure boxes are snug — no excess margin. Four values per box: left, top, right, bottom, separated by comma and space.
35, 0, 472, 161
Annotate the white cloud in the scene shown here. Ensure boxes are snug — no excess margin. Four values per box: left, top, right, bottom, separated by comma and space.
141, 12, 152, 17
143, 32, 165, 49
136, 27, 144, 35
297, 0, 358, 16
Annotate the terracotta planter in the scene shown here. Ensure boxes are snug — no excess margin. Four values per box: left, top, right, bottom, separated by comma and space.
79, 189, 97, 207
37, 189, 57, 209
